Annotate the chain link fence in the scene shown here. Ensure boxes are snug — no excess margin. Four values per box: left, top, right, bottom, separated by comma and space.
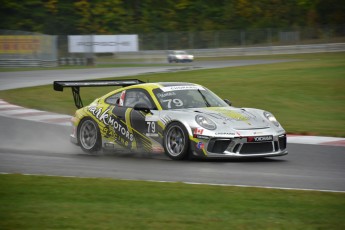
108, 25, 345, 62
138, 25, 345, 50
1, 25, 344, 67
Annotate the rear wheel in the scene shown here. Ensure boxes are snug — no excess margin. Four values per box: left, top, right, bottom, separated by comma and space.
78, 118, 101, 153
163, 122, 190, 160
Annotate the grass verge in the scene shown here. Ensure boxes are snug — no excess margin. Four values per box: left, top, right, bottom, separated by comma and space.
0, 52, 344, 136
0, 174, 344, 230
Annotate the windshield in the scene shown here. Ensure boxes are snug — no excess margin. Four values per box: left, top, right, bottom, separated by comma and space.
174, 51, 187, 55
153, 86, 229, 110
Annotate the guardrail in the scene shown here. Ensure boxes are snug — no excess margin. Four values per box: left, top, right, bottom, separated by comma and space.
193, 43, 345, 56
0, 59, 58, 67
1, 43, 344, 67
113, 43, 345, 60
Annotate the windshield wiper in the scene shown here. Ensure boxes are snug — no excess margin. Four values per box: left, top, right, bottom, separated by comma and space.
198, 89, 211, 107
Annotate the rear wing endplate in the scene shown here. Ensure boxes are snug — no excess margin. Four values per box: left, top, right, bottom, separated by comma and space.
53, 79, 144, 109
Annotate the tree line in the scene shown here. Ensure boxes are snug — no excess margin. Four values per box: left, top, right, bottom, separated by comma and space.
1, 0, 344, 35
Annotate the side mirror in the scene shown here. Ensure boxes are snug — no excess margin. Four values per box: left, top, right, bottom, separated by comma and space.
134, 103, 151, 113
224, 99, 232, 106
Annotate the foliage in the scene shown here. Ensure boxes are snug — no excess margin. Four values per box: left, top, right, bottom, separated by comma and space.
0, 0, 344, 34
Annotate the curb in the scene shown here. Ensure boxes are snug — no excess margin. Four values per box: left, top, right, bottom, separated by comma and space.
0, 99, 71, 126
1, 99, 344, 147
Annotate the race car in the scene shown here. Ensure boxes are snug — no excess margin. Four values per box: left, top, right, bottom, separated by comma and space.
167, 50, 194, 63
54, 79, 287, 160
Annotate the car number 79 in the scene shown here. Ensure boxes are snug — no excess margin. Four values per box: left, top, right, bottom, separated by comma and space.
147, 121, 156, 134
162, 99, 183, 109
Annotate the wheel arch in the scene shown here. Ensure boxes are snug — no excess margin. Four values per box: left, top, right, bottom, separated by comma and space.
164, 119, 193, 140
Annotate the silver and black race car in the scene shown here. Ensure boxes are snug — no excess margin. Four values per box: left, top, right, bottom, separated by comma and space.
54, 79, 287, 160
167, 50, 194, 63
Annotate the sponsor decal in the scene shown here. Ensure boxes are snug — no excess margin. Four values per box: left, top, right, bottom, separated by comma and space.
88, 106, 134, 143
0, 35, 42, 54
253, 131, 263, 135
206, 107, 253, 121
156, 92, 176, 99
196, 142, 205, 149
215, 132, 235, 136
193, 128, 207, 138
194, 128, 204, 135
77, 42, 130, 46
195, 135, 210, 140
160, 85, 204, 92
68, 35, 138, 53
247, 135, 273, 142
145, 121, 159, 137
146, 133, 159, 137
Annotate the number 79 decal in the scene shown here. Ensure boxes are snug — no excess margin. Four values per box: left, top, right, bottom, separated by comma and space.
162, 98, 183, 109
146, 121, 159, 137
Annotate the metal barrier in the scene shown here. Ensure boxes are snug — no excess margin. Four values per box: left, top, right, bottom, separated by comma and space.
105, 43, 345, 61
1, 26, 344, 67
58, 57, 87, 66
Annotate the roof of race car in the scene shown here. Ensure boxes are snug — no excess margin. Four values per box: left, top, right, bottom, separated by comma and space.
156, 82, 196, 87
115, 82, 199, 91
101, 82, 202, 101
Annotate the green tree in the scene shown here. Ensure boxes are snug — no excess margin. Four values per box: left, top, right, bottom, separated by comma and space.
0, 0, 45, 32
0, 0, 343, 35
74, 0, 127, 34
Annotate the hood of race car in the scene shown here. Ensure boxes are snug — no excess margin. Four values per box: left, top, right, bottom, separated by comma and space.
187, 107, 271, 130
176, 54, 193, 59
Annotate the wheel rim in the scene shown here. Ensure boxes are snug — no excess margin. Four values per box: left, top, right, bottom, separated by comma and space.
166, 126, 185, 156
80, 120, 98, 150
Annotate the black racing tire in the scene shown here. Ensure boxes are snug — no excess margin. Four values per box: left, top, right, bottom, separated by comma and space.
77, 117, 102, 153
163, 122, 190, 160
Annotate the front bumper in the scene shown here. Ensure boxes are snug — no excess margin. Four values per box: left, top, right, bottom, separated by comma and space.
192, 134, 288, 158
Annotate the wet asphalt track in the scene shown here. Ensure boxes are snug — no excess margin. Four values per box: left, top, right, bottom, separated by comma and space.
0, 60, 293, 90
0, 116, 344, 192
0, 60, 344, 192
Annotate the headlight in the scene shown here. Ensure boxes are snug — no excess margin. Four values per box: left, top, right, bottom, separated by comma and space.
195, 115, 217, 130
263, 112, 280, 127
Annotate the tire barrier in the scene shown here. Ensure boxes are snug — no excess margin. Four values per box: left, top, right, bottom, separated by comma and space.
58, 57, 88, 66
0, 59, 58, 67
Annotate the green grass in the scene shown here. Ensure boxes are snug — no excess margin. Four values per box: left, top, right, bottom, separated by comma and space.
0, 52, 344, 136
0, 174, 344, 230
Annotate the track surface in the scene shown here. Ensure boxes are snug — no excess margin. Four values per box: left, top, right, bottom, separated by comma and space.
0, 116, 344, 192
0, 60, 292, 90
0, 60, 344, 192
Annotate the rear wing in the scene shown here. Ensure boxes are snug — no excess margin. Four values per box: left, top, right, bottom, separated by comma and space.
53, 79, 145, 109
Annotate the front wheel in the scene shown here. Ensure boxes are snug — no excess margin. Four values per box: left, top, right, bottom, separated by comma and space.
163, 122, 190, 160
78, 118, 102, 153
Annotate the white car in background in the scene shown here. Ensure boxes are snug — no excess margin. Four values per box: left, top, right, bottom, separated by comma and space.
167, 50, 194, 63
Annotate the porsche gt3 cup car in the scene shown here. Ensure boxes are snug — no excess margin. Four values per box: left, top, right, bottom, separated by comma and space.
167, 50, 194, 63
54, 79, 287, 160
